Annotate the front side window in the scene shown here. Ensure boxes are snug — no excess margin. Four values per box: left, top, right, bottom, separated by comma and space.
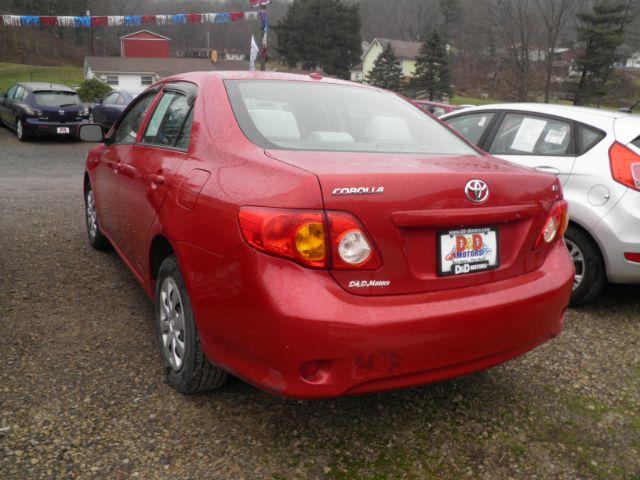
142, 91, 192, 148
112, 91, 157, 145
102, 92, 118, 105
490, 113, 572, 156
225, 80, 478, 156
445, 112, 495, 145
34, 91, 81, 107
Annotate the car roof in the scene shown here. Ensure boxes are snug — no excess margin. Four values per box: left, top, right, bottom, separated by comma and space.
17, 82, 76, 93
161, 70, 368, 90
441, 102, 636, 126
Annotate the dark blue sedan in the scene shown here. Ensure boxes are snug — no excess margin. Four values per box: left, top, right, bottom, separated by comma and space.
0, 82, 89, 141
89, 90, 138, 130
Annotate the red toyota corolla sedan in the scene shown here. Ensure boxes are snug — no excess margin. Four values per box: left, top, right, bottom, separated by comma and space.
79, 72, 574, 399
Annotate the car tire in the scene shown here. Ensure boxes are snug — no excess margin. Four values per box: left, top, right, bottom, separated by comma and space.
84, 182, 110, 250
156, 255, 228, 394
16, 118, 30, 142
564, 226, 605, 306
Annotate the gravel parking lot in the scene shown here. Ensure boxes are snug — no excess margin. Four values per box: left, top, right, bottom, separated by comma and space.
1, 126, 639, 480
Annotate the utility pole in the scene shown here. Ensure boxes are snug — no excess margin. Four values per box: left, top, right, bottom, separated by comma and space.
87, 10, 94, 56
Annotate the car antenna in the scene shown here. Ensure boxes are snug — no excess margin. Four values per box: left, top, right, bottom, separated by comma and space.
619, 99, 640, 113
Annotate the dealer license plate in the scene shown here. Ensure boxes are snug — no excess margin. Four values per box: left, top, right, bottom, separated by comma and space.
57, 127, 70, 134
438, 227, 499, 276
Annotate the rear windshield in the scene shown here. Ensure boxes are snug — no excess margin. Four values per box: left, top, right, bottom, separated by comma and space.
34, 91, 81, 107
225, 80, 478, 156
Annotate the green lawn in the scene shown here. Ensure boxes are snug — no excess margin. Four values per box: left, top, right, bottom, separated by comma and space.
0, 63, 83, 92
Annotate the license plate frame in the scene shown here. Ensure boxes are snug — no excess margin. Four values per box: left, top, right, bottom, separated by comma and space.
437, 227, 499, 277
56, 127, 70, 134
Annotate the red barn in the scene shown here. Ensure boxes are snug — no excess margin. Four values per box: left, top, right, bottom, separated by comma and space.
120, 30, 170, 58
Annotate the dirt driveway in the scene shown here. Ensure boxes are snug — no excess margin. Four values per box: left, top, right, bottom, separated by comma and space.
0, 127, 639, 479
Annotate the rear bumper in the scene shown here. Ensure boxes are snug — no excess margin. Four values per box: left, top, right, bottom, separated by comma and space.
181, 240, 573, 399
23, 118, 87, 135
593, 188, 640, 283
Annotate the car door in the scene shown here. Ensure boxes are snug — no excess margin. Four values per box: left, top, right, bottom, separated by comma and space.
106, 93, 123, 127
0, 85, 17, 124
6, 86, 26, 127
485, 112, 576, 185
114, 82, 196, 275
93, 90, 158, 247
94, 92, 113, 124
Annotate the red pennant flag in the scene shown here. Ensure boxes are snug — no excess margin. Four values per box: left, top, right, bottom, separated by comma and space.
91, 16, 108, 26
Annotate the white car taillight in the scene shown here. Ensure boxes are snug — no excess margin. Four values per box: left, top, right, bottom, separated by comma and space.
338, 230, 372, 265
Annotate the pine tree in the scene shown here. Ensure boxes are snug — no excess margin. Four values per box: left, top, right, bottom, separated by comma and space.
571, 1, 634, 106
413, 29, 452, 101
275, 0, 362, 80
366, 43, 404, 92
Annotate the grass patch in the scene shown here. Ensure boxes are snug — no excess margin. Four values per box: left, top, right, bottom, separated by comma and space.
0, 63, 84, 92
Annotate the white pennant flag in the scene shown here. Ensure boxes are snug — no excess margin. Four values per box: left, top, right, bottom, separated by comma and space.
249, 35, 259, 71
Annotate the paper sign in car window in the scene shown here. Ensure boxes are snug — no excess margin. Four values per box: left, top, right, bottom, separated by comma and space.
544, 125, 569, 145
478, 116, 487, 127
510, 118, 547, 153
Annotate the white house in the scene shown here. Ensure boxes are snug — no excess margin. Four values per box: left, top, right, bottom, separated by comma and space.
350, 63, 364, 82
626, 52, 640, 69
361, 38, 421, 82
84, 57, 248, 93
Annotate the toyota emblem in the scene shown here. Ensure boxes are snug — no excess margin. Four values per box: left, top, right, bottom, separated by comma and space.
58, 109, 65, 116
465, 179, 489, 204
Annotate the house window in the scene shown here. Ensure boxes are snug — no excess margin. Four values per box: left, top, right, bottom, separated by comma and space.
105, 75, 119, 86
141, 75, 154, 86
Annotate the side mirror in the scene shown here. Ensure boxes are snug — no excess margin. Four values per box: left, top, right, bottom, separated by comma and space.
79, 123, 105, 142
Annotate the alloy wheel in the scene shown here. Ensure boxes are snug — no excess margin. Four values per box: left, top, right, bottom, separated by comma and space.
565, 238, 585, 291
159, 277, 186, 371
86, 189, 98, 240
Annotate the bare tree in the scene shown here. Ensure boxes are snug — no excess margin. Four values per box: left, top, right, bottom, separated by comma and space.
534, 0, 577, 102
489, 0, 541, 101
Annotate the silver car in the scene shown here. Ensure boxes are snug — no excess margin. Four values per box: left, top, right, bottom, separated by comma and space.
442, 104, 640, 304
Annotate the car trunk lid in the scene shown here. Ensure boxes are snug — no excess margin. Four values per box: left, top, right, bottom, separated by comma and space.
266, 150, 561, 296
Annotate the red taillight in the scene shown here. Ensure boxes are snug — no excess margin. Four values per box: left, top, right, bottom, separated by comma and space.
609, 142, 640, 191
238, 207, 326, 268
238, 207, 380, 270
534, 200, 569, 250
624, 252, 640, 263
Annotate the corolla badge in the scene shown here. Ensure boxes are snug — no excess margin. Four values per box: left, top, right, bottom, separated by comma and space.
464, 179, 489, 204
332, 186, 384, 196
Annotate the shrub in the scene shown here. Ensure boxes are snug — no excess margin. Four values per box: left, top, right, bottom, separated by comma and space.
77, 78, 112, 102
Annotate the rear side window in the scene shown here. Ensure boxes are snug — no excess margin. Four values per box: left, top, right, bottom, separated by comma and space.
577, 125, 605, 154
175, 109, 194, 150
142, 91, 192, 148
489, 113, 572, 156
445, 112, 495, 145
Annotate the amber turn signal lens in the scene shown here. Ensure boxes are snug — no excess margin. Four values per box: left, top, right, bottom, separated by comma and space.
295, 222, 326, 261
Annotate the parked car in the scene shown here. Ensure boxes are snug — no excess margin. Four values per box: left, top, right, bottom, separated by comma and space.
79, 72, 573, 399
0, 82, 89, 141
412, 100, 467, 117
442, 104, 640, 305
89, 90, 138, 130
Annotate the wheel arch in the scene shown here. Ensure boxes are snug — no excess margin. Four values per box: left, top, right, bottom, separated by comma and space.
149, 234, 176, 285
566, 219, 607, 271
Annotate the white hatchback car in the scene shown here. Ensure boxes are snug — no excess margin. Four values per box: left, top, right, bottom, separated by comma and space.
442, 104, 640, 304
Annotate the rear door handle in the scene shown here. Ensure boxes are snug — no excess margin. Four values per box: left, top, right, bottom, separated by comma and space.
534, 166, 560, 175
148, 173, 165, 185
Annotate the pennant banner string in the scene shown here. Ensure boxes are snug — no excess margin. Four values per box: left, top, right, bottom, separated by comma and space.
0, 11, 262, 28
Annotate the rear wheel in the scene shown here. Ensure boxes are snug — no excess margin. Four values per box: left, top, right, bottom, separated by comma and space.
84, 182, 110, 250
564, 226, 605, 306
16, 119, 30, 142
156, 256, 227, 394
